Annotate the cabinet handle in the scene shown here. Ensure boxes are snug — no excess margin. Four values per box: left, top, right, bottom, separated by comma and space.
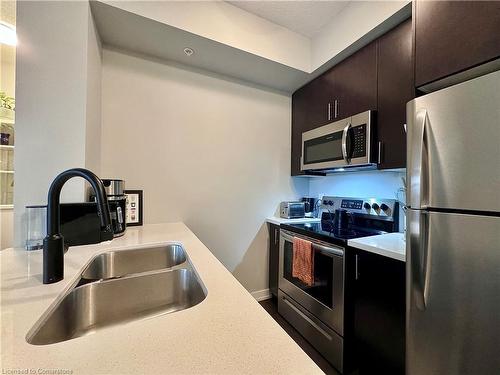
378, 141, 383, 164
327, 102, 332, 121
334, 100, 339, 119
275, 228, 279, 245
355, 254, 359, 280
403, 123, 407, 133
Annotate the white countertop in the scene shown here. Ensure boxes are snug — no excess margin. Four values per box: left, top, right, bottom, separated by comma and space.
1, 223, 322, 375
266, 216, 321, 225
348, 232, 406, 262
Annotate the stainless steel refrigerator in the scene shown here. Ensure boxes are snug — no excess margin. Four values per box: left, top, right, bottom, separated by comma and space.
406, 69, 500, 375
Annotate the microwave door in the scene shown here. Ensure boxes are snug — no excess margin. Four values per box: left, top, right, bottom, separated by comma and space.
301, 117, 350, 171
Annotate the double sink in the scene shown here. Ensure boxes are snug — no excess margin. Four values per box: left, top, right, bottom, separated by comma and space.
26, 244, 206, 345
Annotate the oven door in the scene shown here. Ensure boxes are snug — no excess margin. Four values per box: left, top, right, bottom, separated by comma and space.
279, 229, 344, 335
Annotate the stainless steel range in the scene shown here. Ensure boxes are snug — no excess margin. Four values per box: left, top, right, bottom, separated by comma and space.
278, 196, 399, 373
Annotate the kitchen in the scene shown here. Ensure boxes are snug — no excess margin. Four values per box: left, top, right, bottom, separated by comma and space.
1, 1, 499, 374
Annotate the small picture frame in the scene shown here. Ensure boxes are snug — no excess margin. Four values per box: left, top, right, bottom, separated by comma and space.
124, 190, 143, 226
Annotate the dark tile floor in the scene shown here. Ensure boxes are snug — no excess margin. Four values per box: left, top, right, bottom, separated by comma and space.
259, 298, 341, 375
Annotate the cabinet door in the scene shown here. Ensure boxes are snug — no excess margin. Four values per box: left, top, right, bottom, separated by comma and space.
354, 249, 405, 374
415, 0, 500, 87
290, 76, 334, 176
304, 76, 333, 129
377, 19, 414, 169
291, 86, 308, 176
268, 223, 280, 297
332, 41, 378, 120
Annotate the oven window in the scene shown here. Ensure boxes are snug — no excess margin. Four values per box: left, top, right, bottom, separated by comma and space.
304, 131, 343, 165
283, 240, 333, 308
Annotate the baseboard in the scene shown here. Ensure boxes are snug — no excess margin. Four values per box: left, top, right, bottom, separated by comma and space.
251, 288, 272, 302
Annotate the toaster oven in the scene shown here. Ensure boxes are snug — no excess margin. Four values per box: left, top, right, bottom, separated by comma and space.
280, 201, 305, 219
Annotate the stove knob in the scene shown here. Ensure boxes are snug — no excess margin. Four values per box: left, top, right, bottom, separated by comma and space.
372, 203, 380, 211
363, 202, 371, 210
380, 203, 389, 212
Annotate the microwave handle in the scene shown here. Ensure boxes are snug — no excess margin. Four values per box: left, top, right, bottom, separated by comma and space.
342, 122, 352, 163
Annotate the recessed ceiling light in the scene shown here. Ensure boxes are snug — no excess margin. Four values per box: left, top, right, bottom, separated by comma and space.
183, 47, 194, 57
0, 21, 17, 46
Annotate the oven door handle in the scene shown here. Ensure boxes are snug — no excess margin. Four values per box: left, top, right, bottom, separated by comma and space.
281, 231, 344, 257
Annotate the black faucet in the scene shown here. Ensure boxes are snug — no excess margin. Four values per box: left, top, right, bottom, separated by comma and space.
43, 168, 114, 284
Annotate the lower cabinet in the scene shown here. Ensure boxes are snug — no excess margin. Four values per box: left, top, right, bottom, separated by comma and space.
350, 248, 406, 374
268, 223, 280, 297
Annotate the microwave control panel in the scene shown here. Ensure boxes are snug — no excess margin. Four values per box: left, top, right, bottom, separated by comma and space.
351, 124, 366, 158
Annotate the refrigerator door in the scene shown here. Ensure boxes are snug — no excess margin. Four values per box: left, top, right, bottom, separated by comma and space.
407, 209, 500, 375
407, 70, 500, 212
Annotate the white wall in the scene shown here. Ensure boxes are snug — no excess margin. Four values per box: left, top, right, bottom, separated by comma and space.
14, 1, 102, 247
0, 210, 13, 250
104, 1, 411, 75
104, 0, 311, 72
0, 1, 16, 250
311, 1, 410, 70
85, 7, 103, 175
308, 170, 406, 231
101, 49, 307, 293
308, 170, 405, 200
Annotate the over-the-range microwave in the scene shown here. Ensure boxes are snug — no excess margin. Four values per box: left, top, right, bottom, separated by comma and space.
301, 110, 376, 172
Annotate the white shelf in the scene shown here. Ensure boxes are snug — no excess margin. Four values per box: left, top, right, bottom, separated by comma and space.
0, 108, 15, 123
0, 170, 14, 174
0, 145, 14, 150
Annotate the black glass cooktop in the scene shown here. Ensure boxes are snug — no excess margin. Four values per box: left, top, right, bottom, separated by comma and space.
281, 220, 383, 245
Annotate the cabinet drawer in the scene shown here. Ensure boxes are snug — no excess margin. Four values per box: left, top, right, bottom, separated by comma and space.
278, 290, 344, 373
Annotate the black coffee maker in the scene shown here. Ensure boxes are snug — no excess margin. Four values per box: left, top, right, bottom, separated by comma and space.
302, 197, 318, 218
333, 209, 350, 230
90, 179, 126, 237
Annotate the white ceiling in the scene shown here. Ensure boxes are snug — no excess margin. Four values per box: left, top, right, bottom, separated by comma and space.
227, 1, 351, 38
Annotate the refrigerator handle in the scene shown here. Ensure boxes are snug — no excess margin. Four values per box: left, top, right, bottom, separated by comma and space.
410, 109, 429, 209
410, 210, 431, 311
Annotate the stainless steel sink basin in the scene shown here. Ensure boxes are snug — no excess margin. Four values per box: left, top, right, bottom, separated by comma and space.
27, 268, 206, 345
80, 244, 186, 281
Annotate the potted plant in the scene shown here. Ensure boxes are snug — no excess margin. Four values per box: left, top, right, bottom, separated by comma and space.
0, 91, 15, 120
0, 91, 15, 145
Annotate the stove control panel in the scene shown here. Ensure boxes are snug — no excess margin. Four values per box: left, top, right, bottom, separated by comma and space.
340, 199, 363, 209
321, 196, 399, 219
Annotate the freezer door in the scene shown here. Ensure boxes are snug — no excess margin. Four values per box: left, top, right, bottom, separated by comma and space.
407, 209, 500, 375
406, 69, 500, 212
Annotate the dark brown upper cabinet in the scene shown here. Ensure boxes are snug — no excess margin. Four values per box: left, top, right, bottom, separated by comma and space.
414, 0, 500, 87
377, 19, 414, 169
290, 42, 377, 176
291, 85, 308, 176
331, 41, 378, 120
291, 73, 338, 175
304, 76, 333, 129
